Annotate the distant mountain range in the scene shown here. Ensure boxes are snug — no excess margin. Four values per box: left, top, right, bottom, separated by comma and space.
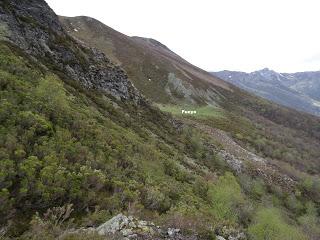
211, 68, 320, 116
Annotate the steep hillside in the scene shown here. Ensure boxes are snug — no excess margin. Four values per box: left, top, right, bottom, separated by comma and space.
212, 69, 320, 116
60, 16, 231, 105
0, 0, 224, 237
0, 1, 320, 240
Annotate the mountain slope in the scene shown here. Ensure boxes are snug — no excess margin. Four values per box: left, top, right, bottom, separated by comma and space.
0, 1, 320, 239
212, 69, 320, 116
58, 16, 320, 239
60, 16, 231, 105
282, 71, 320, 102
0, 0, 227, 237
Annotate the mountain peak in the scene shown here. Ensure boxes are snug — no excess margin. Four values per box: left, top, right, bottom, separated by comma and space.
131, 36, 172, 52
255, 67, 277, 74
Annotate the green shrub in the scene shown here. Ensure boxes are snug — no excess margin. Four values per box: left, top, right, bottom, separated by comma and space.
297, 202, 320, 239
163, 160, 193, 183
248, 208, 307, 240
201, 152, 228, 172
285, 194, 303, 214
141, 185, 171, 213
162, 204, 216, 236
80, 207, 110, 227
193, 178, 209, 200
250, 179, 265, 200
34, 75, 70, 121
209, 172, 245, 223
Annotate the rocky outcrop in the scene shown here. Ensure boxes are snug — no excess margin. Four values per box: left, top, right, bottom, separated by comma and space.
215, 226, 246, 240
70, 214, 246, 240
71, 214, 194, 240
96, 214, 199, 240
0, 0, 143, 103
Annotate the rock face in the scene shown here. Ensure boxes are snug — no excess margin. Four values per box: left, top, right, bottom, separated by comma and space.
0, 0, 143, 103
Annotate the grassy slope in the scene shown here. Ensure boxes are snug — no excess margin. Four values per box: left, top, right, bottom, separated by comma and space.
158, 104, 225, 119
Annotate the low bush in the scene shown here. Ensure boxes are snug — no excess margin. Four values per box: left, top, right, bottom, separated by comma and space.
209, 172, 245, 224
248, 207, 307, 240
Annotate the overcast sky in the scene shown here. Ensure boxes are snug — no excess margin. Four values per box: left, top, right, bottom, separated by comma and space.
46, 0, 320, 73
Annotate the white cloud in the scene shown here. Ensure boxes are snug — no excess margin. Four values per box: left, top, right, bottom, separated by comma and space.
46, 0, 320, 73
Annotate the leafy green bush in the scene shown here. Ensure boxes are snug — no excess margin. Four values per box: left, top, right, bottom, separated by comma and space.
34, 75, 70, 121
141, 185, 171, 213
79, 207, 110, 227
284, 194, 303, 215
163, 160, 193, 183
209, 172, 245, 223
248, 208, 307, 240
297, 202, 320, 239
193, 178, 209, 200
162, 204, 216, 237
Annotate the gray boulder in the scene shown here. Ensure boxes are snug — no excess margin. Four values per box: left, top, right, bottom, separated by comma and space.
96, 213, 129, 235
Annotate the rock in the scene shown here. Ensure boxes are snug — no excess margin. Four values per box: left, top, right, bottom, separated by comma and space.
237, 232, 246, 239
119, 217, 129, 229
137, 220, 148, 227
96, 213, 128, 235
139, 226, 151, 233
128, 233, 138, 239
218, 150, 242, 173
81, 213, 203, 240
167, 228, 180, 237
121, 228, 133, 237
216, 226, 246, 240
96, 214, 161, 239
128, 221, 137, 228
216, 236, 226, 240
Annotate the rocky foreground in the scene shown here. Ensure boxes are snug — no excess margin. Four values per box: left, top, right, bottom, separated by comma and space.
68, 214, 245, 240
